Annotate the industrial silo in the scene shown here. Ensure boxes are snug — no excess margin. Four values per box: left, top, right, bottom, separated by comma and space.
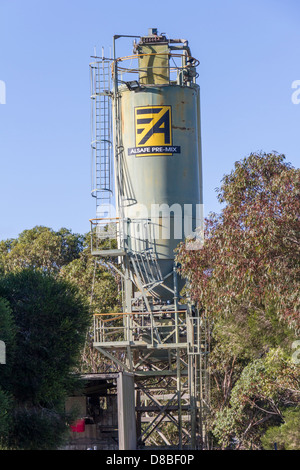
90, 29, 209, 451
114, 29, 203, 301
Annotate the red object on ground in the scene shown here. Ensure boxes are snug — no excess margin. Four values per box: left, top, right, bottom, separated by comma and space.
70, 419, 85, 433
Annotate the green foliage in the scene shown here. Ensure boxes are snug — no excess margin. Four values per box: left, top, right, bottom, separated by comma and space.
0, 388, 13, 445
0, 298, 15, 445
261, 408, 300, 450
213, 349, 299, 449
60, 234, 119, 315
0, 269, 91, 449
0, 297, 16, 431
0, 226, 119, 318
0, 269, 91, 405
0, 225, 119, 448
176, 152, 300, 449
0, 226, 118, 449
177, 152, 300, 330
0, 297, 16, 367
8, 406, 70, 450
0, 226, 84, 274
60, 234, 120, 373
0, 226, 120, 374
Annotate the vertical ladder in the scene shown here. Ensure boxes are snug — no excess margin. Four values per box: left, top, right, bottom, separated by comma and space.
188, 312, 210, 449
90, 57, 113, 212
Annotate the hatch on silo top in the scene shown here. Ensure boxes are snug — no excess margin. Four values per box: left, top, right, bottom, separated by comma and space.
136, 30, 169, 85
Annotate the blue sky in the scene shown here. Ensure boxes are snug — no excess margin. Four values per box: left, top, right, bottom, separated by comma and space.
0, 0, 299, 240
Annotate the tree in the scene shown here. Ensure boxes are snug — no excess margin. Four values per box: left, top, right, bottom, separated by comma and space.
60, 235, 120, 373
261, 408, 300, 450
0, 225, 120, 374
213, 348, 299, 449
0, 225, 119, 447
60, 234, 120, 315
177, 152, 299, 330
0, 298, 15, 444
0, 297, 16, 376
0, 269, 91, 449
0, 389, 12, 446
176, 152, 300, 448
0, 226, 84, 275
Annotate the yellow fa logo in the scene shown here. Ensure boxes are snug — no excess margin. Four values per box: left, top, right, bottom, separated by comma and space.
135, 106, 172, 147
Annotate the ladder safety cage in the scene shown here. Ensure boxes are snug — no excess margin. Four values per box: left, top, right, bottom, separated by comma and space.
90, 57, 114, 211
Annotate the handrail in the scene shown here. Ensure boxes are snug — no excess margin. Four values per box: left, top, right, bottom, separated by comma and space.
112, 52, 199, 68
93, 309, 192, 348
89, 51, 199, 86
94, 310, 186, 316
90, 217, 120, 251
100, 315, 124, 323
90, 217, 120, 222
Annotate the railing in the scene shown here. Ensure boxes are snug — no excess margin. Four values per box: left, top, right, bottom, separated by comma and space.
93, 310, 198, 349
90, 216, 156, 252
113, 52, 199, 86
90, 217, 122, 253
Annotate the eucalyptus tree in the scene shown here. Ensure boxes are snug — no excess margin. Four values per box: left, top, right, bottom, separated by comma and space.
176, 152, 300, 449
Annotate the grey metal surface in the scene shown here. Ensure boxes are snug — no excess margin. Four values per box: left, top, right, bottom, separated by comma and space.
117, 373, 137, 450
118, 83, 203, 297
